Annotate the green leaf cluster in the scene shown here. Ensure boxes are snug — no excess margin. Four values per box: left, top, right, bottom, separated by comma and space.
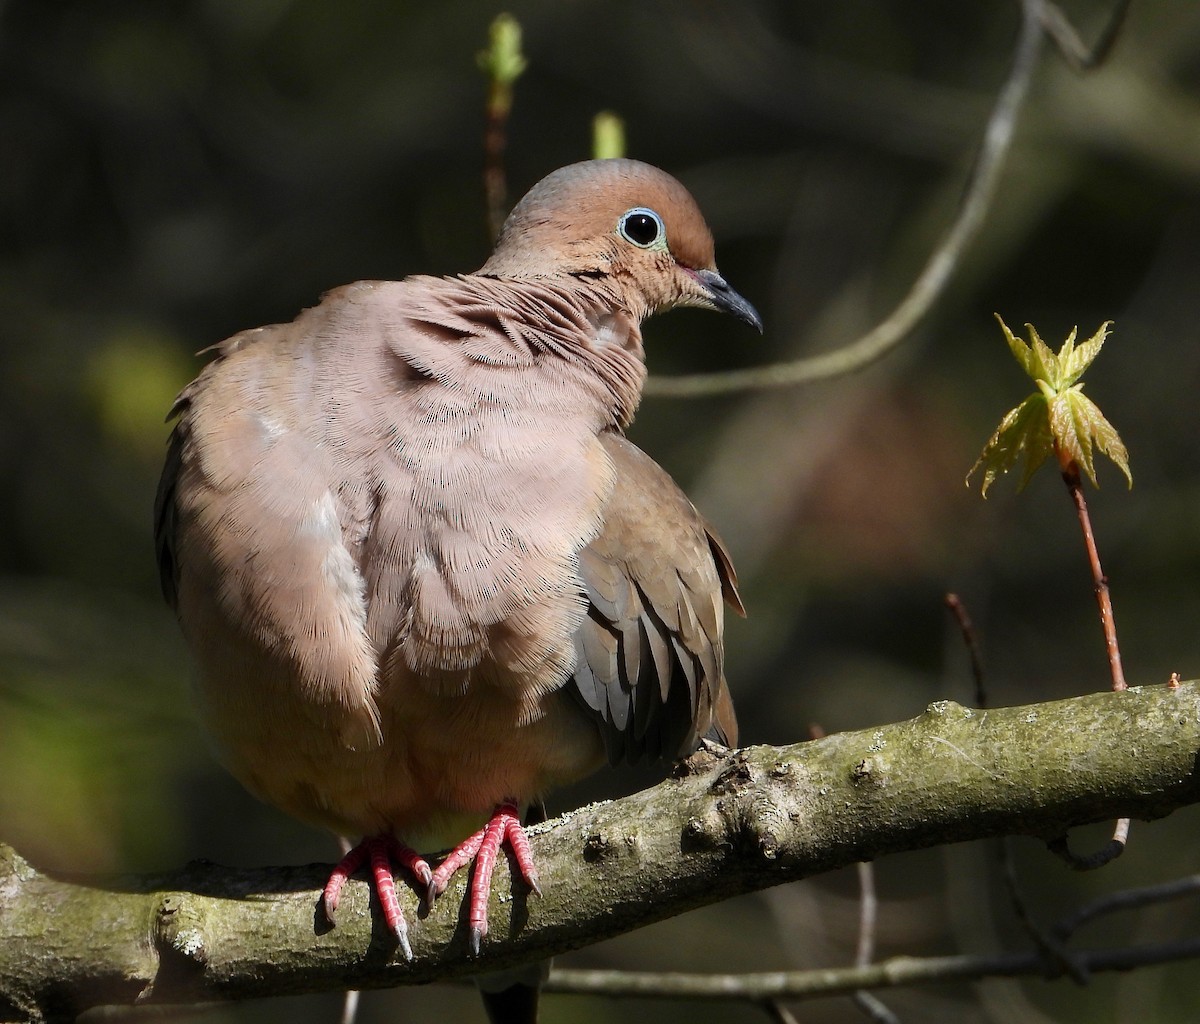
969, 315, 1131, 496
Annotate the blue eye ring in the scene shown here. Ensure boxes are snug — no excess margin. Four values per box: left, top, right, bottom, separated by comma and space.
618, 207, 665, 249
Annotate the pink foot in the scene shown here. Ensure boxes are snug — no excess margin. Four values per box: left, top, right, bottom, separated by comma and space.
322, 835, 434, 960
429, 801, 541, 955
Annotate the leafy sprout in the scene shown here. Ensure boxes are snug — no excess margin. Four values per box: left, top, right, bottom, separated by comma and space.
969, 315, 1131, 497
477, 14, 526, 116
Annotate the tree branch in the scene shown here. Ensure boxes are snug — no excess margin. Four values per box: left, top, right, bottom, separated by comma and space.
644, 0, 1044, 398
4, 682, 1200, 1022
543, 936, 1200, 1003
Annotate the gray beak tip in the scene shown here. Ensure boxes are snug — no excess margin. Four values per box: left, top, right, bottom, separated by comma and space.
694, 269, 763, 334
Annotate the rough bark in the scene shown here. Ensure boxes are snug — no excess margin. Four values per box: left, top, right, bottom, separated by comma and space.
3, 681, 1198, 1022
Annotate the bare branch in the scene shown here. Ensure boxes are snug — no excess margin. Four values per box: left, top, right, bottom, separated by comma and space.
1035, 0, 1132, 72
645, 0, 1044, 398
944, 593, 987, 709
764, 1000, 802, 1024
852, 989, 901, 1024
999, 839, 1088, 984
1054, 874, 1200, 940
849, 862, 900, 1023
1060, 464, 1128, 693
1046, 820, 1130, 871
854, 861, 879, 969
543, 937, 1200, 1003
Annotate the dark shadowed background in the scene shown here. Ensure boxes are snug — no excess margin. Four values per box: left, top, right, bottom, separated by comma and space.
3, 1, 1200, 1021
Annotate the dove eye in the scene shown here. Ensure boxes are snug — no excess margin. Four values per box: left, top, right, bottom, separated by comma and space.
618, 207, 665, 249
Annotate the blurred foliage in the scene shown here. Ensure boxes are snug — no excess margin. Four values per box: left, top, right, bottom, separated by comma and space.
3, 1, 1200, 1022
591, 110, 625, 161
477, 12, 527, 108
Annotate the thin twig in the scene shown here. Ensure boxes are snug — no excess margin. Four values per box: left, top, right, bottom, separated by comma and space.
944, 593, 987, 709
544, 937, 1200, 1002
1046, 460, 1130, 869
1047, 821, 1129, 871
1034, 0, 1132, 72
765, 1000, 802, 1024
549, 865, 1200, 1011
647, 0, 1133, 399
1053, 874, 1200, 941
644, 0, 1044, 398
483, 99, 510, 243
943, 594, 1086, 980
850, 861, 901, 1022
855, 861, 879, 969
786, 726, 898, 1022
1061, 464, 1127, 692
337, 989, 359, 1024
999, 839, 1089, 984
853, 991, 902, 1024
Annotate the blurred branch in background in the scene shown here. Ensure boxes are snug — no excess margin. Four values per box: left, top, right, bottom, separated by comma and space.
545, 929, 1200, 1006
646, 0, 1129, 398
847, 861, 899, 1024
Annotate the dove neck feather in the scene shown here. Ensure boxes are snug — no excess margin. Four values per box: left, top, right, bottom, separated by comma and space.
428, 272, 648, 429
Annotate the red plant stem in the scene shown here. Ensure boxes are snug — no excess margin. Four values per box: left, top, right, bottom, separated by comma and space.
483, 83, 510, 244
1061, 462, 1127, 692
1054, 456, 1131, 868
944, 593, 987, 708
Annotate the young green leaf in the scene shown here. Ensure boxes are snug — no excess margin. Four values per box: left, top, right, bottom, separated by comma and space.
968, 316, 1131, 495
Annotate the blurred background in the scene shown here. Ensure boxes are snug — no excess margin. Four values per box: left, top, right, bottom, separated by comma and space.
3, 1, 1200, 1021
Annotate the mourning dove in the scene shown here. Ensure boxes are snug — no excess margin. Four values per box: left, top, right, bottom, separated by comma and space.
154, 158, 757, 1013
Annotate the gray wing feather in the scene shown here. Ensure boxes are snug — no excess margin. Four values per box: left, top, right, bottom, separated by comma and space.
568, 433, 742, 766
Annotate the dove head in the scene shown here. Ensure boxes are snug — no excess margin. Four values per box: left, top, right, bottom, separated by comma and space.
479, 159, 762, 331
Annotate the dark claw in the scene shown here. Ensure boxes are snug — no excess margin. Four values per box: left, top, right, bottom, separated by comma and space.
413, 865, 437, 904
469, 925, 484, 957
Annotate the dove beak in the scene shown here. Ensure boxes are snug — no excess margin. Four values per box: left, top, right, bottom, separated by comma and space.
691, 269, 764, 333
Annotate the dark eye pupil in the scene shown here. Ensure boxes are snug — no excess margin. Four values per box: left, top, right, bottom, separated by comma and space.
624, 213, 659, 246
